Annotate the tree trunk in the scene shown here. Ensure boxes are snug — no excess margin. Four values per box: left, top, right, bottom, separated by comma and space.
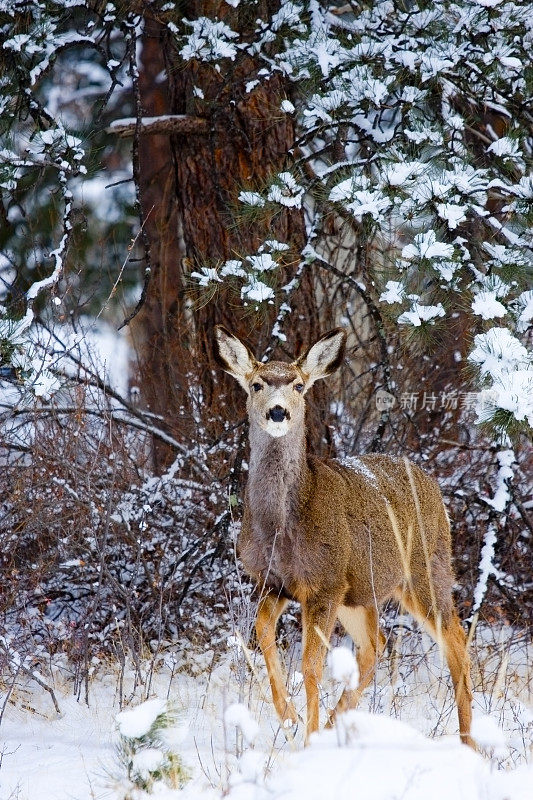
134, 4, 328, 470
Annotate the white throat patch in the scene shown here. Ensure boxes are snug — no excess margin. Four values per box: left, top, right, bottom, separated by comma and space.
263, 418, 290, 438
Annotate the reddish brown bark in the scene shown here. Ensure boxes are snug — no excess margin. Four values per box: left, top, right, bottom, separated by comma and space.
132, 5, 327, 470
130, 15, 187, 470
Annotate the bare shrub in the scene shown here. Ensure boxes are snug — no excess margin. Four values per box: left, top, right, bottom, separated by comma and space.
0, 372, 241, 688
1, 314, 530, 691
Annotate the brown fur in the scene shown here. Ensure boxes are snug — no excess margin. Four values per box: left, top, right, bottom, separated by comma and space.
214, 326, 474, 747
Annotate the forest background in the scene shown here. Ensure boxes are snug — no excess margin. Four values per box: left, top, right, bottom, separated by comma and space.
0, 0, 531, 695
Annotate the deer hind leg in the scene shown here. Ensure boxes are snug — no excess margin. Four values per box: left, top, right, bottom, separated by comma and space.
330, 605, 386, 722
438, 612, 474, 748
301, 594, 342, 743
255, 591, 297, 728
399, 588, 474, 748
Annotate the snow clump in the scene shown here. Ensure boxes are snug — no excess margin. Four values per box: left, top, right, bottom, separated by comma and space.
116, 697, 167, 739
471, 715, 508, 757
379, 280, 405, 304
401, 229, 455, 261
180, 17, 239, 62
472, 290, 507, 320
224, 702, 260, 745
190, 266, 223, 287
398, 302, 445, 326
515, 289, 533, 332
238, 190, 265, 207
329, 646, 359, 690
241, 277, 275, 304
280, 99, 295, 113
267, 172, 305, 208
131, 747, 166, 780
469, 328, 530, 379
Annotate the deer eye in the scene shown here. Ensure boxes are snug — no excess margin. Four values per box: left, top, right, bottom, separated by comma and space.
251, 382, 263, 392
294, 383, 304, 393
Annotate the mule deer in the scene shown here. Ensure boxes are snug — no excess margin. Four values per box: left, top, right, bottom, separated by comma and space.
214, 325, 474, 747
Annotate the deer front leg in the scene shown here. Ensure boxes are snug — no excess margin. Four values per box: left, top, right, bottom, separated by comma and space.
301, 594, 342, 743
255, 591, 297, 728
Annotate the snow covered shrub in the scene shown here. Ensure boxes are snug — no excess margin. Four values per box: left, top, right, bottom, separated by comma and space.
0, 350, 241, 680
115, 697, 189, 797
223, 703, 267, 795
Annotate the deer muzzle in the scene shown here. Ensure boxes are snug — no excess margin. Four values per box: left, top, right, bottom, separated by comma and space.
267, 405, 290, 423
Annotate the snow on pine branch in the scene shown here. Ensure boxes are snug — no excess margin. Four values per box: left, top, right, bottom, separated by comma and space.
469, 330, 533, 430
115, 697, 189, 792
0, 1, 132, 397
179, 17, 239, 63
190, 240, 291, 311
1, 128, 81, 397
175, 0, 532, 434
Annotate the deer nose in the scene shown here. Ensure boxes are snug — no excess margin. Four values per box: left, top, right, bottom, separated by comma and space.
268, 405, 289, 423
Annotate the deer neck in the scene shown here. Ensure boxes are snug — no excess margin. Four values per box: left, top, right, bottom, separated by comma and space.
247, 421, 307, 538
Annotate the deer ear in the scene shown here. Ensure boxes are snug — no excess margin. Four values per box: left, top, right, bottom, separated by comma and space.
295, 328, 347, 386
214, 326, 256, 392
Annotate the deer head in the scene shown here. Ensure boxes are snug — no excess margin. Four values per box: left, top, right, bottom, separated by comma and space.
214, 326, 347, 438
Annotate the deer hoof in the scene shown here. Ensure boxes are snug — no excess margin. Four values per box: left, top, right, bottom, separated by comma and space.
280, 706, 300, 738
281, 717, 299, 739
324, 707, 337, 729
461, 733, 478, 751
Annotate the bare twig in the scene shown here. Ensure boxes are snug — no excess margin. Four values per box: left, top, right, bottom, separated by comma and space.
0, 642, 61, 715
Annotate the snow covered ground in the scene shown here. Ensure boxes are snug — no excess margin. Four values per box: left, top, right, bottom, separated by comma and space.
1, 626, 531, 800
